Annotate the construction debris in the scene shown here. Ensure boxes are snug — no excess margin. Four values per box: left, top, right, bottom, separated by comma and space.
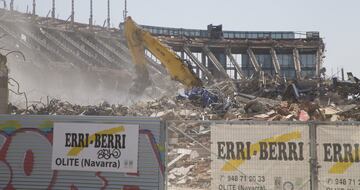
8, 74, 360, 122
7, 73, 360, 189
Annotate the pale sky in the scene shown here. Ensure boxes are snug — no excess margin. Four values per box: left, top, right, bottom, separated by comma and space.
12, 0, 360, 77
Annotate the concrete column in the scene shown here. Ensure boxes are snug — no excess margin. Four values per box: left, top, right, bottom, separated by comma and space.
0, 55, 8, 114
246, 48, 261, 72
201, 52, 207, 79
183, 46, 213, 80
270, 48, 281, 76
203, 46, 229, 79
292, 48, 302, 80
316, 48, 323, 77
270, 48, 281, 81
226, 48, 245, 79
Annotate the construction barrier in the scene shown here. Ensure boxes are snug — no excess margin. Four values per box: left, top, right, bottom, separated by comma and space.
211, 123, 310, 190
1, 117, 360, 190
0, 115, 166, 190
167, 121, 360, 190
317, 124, 360, 190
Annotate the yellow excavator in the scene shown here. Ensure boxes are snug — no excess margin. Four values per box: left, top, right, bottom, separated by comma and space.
124, 17, 202, 94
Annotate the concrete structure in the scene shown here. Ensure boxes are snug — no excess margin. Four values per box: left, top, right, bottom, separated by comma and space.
135, 24, 324, 80
0, 7, 324, 87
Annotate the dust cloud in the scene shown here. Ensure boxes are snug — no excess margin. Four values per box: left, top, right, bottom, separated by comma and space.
8, 59, 135, 106
0, 14, 178, 107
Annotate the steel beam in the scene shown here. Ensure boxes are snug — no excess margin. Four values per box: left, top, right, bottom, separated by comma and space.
247, 48, 261, 72
225, 48, 245, 79
183, 46, 213, 80
293, 48, 302, 80
270, 48, 281, 78
203, 46, 229, 79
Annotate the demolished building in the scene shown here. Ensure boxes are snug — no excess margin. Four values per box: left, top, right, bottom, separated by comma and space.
0, 8, 324, 106
129, 23, 325, 81
5, 6, 360, 190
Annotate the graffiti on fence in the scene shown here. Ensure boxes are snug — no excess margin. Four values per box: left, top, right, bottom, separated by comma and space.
0, 120, 164, 190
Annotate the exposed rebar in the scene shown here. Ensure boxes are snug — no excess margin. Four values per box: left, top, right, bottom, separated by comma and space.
8, 77, 28, 113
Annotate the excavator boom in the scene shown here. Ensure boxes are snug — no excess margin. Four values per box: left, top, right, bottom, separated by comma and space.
124, 17, 202, 93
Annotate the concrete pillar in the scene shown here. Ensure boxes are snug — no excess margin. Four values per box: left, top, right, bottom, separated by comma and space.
292, 48, 302, 80
183, 46, 213, 80
316, 48, 323, 77
270, 48, 281, 76
203, 46, 228, 79
247, 48, 261, 72
0, 55, 8, 114
201, 52, 207, 79
226, 48, 245, 79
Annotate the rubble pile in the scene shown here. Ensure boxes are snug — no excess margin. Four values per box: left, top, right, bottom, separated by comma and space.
167, 122, 211, 189
9, 99, 129, 116
9, 94, 360, 122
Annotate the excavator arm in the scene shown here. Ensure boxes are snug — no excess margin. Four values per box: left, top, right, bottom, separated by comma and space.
124, 17, 202, 93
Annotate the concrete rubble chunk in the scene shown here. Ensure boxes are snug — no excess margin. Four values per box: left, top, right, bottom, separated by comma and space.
321, 106, 342, 115
244, 100, 265, 114
330, 114, 340, 122
170, 165, 194, 176
299, 110, 310, 121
